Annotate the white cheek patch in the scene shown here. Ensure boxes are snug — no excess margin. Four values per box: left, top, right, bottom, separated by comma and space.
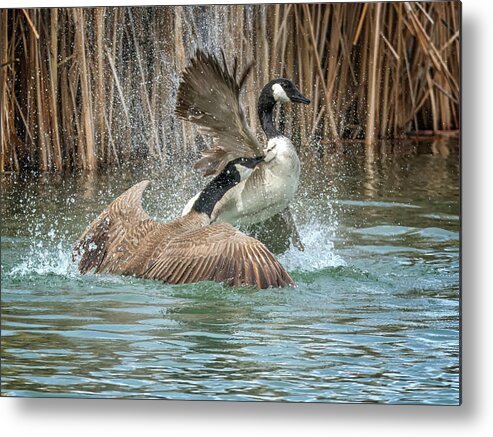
264, 149, 276, 163
272, 83, 290, 102
264, 139, 278, 162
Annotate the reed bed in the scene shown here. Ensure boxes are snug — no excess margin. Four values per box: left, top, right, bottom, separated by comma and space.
1, 3, 460, 173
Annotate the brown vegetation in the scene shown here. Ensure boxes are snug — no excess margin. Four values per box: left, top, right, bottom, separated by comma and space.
1, 3, 460, 172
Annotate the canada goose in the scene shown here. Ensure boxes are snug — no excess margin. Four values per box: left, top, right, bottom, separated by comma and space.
73, 156, 294, 289
176, 51, 310, 248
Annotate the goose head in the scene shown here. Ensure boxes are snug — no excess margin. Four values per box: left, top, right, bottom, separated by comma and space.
262, 79, 311, 105
257, 79, 310, 139
225, 156, 265, 182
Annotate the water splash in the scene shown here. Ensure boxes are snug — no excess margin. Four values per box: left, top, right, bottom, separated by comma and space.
279, 220, 345, 273
3, 169, 345, 283
8, 241, 77, 279
7, 218, 343, 282
4, 185, 80, 280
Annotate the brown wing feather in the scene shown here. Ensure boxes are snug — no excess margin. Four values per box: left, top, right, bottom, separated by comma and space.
74, 182, 293, 289
73, 180, 163, 275
175, 50, 263, 176
142, 223, 295, 289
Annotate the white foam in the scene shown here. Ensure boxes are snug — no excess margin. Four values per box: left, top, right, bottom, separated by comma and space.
278, 220, 345, 272
8, 241, 77, 278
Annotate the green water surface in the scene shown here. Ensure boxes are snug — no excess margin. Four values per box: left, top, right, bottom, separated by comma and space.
1, 141, 460, 404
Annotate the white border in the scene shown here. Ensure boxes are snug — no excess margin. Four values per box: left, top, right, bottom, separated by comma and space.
2, 0, 493, 436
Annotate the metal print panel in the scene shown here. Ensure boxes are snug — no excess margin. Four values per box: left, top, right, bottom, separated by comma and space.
1, 1, 460, 404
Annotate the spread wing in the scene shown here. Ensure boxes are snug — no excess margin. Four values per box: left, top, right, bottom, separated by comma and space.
73, 180, 163, 275
143, 223, 295, 289
176, 50, 263, 176
73, 181, 294, 289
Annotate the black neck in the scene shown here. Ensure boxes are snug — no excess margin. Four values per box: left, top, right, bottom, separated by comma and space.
192, 170, 239, 217
257, 87, 281, 139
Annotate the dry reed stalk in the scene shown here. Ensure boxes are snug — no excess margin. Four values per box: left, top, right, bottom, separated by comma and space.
103, 111, 119, 166
60, 13, 78, 171
283, 8, 295, 145
276, 4, 291, 77
105, 49, 130, 124
402, 18, 419, 133
93, 8, 106, 165
68, 60, 85, 167
415, 1, 434, 24
174, 6, 195, 157
48, 8, 62, 170
33, 12, 49, 171
40, 41, 54, 169
73, 9, 96, 170
353, 3, 368, 46
313, 5, 330, 101
273, 3, 292, 54
302, 4, 339, 142
409, 3, 458, 96
393, 3, 403, 136
356, 10, 369, 138
381, 32, 400, 61
256, 6, 268, 90
380, 9, 393, 137
11, 88, 33, 144
1, 10, 9, 172
295, 6, 306, 145
22, 9, 40, 40
128, 9, 164, 165
365, 2, 381, 147
105, 7, 125, 164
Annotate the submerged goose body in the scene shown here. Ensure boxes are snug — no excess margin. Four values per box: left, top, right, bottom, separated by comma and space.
176, 51, 310, 230
73, 157, 294, 289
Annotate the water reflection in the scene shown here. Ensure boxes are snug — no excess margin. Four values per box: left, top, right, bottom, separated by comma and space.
364, 145, 378, 199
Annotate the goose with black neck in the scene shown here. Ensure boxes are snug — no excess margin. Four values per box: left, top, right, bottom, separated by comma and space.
73, 156, 294, 289
176, 51, 310, 249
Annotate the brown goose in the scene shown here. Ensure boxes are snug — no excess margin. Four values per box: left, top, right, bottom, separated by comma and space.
73, 157, 294, 289
176, 50, 310, 249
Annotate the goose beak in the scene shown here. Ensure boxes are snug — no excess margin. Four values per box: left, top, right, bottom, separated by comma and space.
290, 91, 311, 105
253, 156, 265, 166
245, 156, 264, 169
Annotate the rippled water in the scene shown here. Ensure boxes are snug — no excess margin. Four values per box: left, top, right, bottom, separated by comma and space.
1, 141, 460, 404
